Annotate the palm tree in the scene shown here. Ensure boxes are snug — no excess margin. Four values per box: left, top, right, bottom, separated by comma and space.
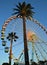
13, 2, 34, 65
7, 32, 18, 65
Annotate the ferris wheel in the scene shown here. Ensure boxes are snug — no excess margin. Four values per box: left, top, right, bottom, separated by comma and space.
1, 15, 47, 64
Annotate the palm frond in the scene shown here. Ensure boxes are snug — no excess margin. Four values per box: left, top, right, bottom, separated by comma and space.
13, 8, 21, 12
27, 4, 34, 9
16, 5, 21, 9
12, 12, 19, 15
22, 1, 26, 8
18, 2, 22, 7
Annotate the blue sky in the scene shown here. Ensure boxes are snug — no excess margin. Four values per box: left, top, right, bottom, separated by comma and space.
0, 0, 47, 65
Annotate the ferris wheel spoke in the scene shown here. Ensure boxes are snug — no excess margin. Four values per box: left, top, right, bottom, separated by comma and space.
37, 36, 47, 47
30, 21, 40, 33
9, 19, 18, 32
18, 50, 24, 60
32, 42, 41, 62
29, 20, 39, 32
8, 20, 16, 32
32, 25, 43, 39
2, 15, 21, 31
37, 42, 47, 59
33, 44, 39, 62
13, 50, 24, 63
29, 16, 47, 34
39, 44, 47, 58
2, 16, 17, 31
20, 55, 24, 63
31, 42, 39, 62
31, 43, 34, 61
28, 17, 46, 41
35, 43, 46, 61
1, 15, 20, 40
13, 40, 23, 48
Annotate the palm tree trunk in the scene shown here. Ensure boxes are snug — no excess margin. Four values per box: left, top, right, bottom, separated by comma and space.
23, 17, 29, 65
9, 39, 13, 65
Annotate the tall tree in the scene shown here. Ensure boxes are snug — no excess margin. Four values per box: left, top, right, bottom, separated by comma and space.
7, 32, 18, 65
13, 2, 34, 65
